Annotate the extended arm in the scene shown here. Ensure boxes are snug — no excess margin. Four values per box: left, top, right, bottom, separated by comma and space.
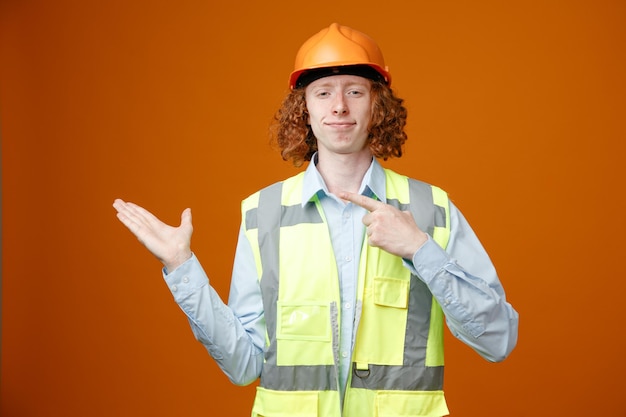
112, 199, 265, 384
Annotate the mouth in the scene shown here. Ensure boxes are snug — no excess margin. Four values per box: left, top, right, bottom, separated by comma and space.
326, 122, 356, 130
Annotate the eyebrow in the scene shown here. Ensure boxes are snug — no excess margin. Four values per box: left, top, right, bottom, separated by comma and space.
311, 80, 371, 89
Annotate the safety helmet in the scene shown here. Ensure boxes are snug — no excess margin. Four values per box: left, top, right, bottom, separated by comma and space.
289, 23, 391, 89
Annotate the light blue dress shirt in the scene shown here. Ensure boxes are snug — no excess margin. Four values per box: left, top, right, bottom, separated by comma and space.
163, 157, 519, 402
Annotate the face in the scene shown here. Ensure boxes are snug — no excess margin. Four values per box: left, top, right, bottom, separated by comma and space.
305, 74, 373, 158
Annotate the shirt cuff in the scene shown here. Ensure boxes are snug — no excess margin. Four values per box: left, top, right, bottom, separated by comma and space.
407, 235, 450, 283
162, 253, 209, 301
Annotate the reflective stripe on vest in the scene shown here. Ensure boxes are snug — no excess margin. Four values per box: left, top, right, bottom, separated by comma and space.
242, 169, 451, 416
244, 173, 340, 392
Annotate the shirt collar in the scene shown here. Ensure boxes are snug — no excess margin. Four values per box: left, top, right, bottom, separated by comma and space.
301, 153, 387, 206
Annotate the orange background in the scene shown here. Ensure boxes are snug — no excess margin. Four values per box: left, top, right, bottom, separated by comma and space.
2, 1, 625, 416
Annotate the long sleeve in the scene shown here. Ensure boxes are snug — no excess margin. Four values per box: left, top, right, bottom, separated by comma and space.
408, 201, 519, 362
162, 224, 265, 385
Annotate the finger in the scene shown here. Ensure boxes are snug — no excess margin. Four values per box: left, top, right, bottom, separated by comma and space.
123, 202, 166, 229
113, 199, 143, 218
113, 200, 159, 234
340, 191, 385, 212
113, 199, 139, 229
112, 198, 128, 213
180, 208, 192, 228
361, 211, 373, 227
115, 210, 142, 236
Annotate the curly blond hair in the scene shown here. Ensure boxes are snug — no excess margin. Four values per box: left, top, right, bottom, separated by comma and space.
271, 81, 408, 167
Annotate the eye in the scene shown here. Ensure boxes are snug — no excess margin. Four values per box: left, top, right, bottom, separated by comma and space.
347, 89, 365, 96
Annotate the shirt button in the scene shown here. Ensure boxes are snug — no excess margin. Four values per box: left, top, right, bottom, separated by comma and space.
344, 303, 351, 309
172, 285, 178, 292
183, 276, 189, 283
341, 351, 348, 358
344, 256, 352, 262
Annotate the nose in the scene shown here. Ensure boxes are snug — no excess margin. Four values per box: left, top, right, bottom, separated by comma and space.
332, 95, 348, 115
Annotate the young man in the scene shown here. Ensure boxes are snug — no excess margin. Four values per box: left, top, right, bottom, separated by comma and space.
113, 23, 518, 417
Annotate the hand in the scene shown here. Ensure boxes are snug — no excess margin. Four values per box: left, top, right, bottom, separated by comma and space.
113, 199, 193, 272
340, 192, 428, 259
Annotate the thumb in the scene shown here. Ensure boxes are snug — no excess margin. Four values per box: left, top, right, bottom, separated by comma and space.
180, 208, 192, 227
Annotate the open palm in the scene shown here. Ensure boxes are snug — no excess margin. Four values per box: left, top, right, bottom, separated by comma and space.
113, 199, 193, 272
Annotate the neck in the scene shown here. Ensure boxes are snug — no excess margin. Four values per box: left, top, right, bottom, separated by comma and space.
316, 150, 373, 196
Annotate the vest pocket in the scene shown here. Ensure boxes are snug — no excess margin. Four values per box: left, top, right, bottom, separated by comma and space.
373, 276, 409, 308
354, 276, 409, 366
275, 301, 334, 366
375, 390, 449, 417
252, 387, 319, 417
276, 301, 331, 341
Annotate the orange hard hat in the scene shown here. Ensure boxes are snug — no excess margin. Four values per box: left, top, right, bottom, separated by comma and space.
289, 23, 391, 89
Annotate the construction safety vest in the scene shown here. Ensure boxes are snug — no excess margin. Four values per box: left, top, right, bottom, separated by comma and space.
242, 168, 451, 417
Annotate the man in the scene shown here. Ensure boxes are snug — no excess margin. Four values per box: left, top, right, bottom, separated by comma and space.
113, 23, 518, 416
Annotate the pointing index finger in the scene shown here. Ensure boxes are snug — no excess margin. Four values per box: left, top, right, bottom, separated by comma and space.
340, 191, 385, 212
